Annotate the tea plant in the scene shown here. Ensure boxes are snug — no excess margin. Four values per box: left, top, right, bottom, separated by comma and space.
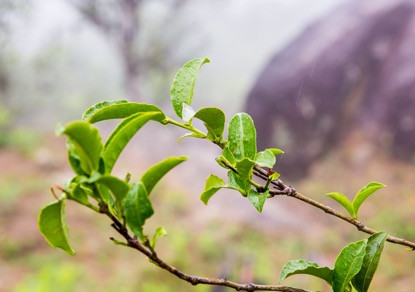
39, 58, 415, 292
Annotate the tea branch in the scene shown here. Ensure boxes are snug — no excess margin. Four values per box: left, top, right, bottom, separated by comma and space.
253, 167, 415, 250
167, 114, 415, 250
99, 205, 309, 292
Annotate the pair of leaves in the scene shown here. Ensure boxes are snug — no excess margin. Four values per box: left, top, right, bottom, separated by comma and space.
326, 182, 385, 219
279, 232, 388, 292
81, 100, 168, 173
170, 58, 210, 119
200, 172, 250, 203
123, 156, 187, 240
170, 58, 226, 142
200, 172, 268, 212
39, 156, 186, 254
60, 111, 164, 176
103, 112, 164, 172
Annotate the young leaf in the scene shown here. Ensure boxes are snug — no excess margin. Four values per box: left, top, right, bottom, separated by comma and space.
269, 172, 280, 181
182, 104, 196, 123
279, 259, 333, 285
200, 175, 225, 205
83, 100, 165, 123
122, 182, 154, 240
140, 156, 188, 195
227, 171, 250, 195
228, 113, 257, 160
255, 149, 276, 168
326, 192, 355, 218
352, 232, 388, 292
70, 184, 90, 205
82, 100, 127, 120
333, 239, 367, 292
267, 148, 284, 156
247, 189, 268, 212
67, 147, 87, 176
150, 226, 168, 249
38, 200, 75, 256
59, 121, 103, 174
177, 132, 204, 143
103, 112, 163, 172
194, 107, 225, 141
96, 175, 130, 202
235, 158, 255, 180
352, 182, 385, 219
221, 147, 236, 167
170, 58, 210, 118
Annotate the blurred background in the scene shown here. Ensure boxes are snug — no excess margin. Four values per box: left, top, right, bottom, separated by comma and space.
1, 0, 415, 291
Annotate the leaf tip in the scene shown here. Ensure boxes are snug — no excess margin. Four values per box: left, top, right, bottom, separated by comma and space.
55, 123, 64, 136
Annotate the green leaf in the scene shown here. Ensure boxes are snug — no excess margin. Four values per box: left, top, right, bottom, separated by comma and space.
326, 192, 355, 218
247, 189, 268, 212
38, 200, 75, 256
228, 113, 257, 160
200, 175, 225, 205
279, 259, 333, 285
177, 132, 204, 143
352, 182, 385, 219
221, 147, 236, 167
333, 239, 367, 292
96, 175, 130, 202
255, 149, 276, 168
70, 184, 90, 205
170, 58, 210, 118
352, 232, 388, 292
150, 226, 168, 249
103, 112, 163, 173
235, 158, 255, 180
182, 104, 196, 123
82, 100, 165, 123
267, 148, 284, 156
227, 171, 250, 195
59, 121, 103, 174
67, 147, 87, 176
269, 172, 280, 181
140, 156, 188, 195
122, 182, 154, 240
194, 107, 225, 141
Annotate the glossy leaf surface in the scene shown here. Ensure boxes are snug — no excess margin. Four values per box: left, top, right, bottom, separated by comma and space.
170, 58, 210, 118
83, 100, 165, 123
333, 239, 367, 292
228, 113, 257, 160
103, 112, 163, 172
140, 156, 188, 195
122, 182, 154, 240
352, 232, 388, 292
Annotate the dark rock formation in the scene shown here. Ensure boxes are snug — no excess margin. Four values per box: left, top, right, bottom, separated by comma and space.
245, 0, 415, 179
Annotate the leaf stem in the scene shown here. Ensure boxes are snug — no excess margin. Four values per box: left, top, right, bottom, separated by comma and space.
164, 117, 207, 138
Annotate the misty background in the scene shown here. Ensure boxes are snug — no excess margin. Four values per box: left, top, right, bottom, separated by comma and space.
1, 1, 414, 291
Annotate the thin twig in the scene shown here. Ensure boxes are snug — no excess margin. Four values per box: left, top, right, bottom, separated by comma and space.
99, 205, 309, 292
253, 167, 415, 250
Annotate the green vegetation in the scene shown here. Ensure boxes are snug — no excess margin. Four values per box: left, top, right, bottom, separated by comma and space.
37, 58, 413, 292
